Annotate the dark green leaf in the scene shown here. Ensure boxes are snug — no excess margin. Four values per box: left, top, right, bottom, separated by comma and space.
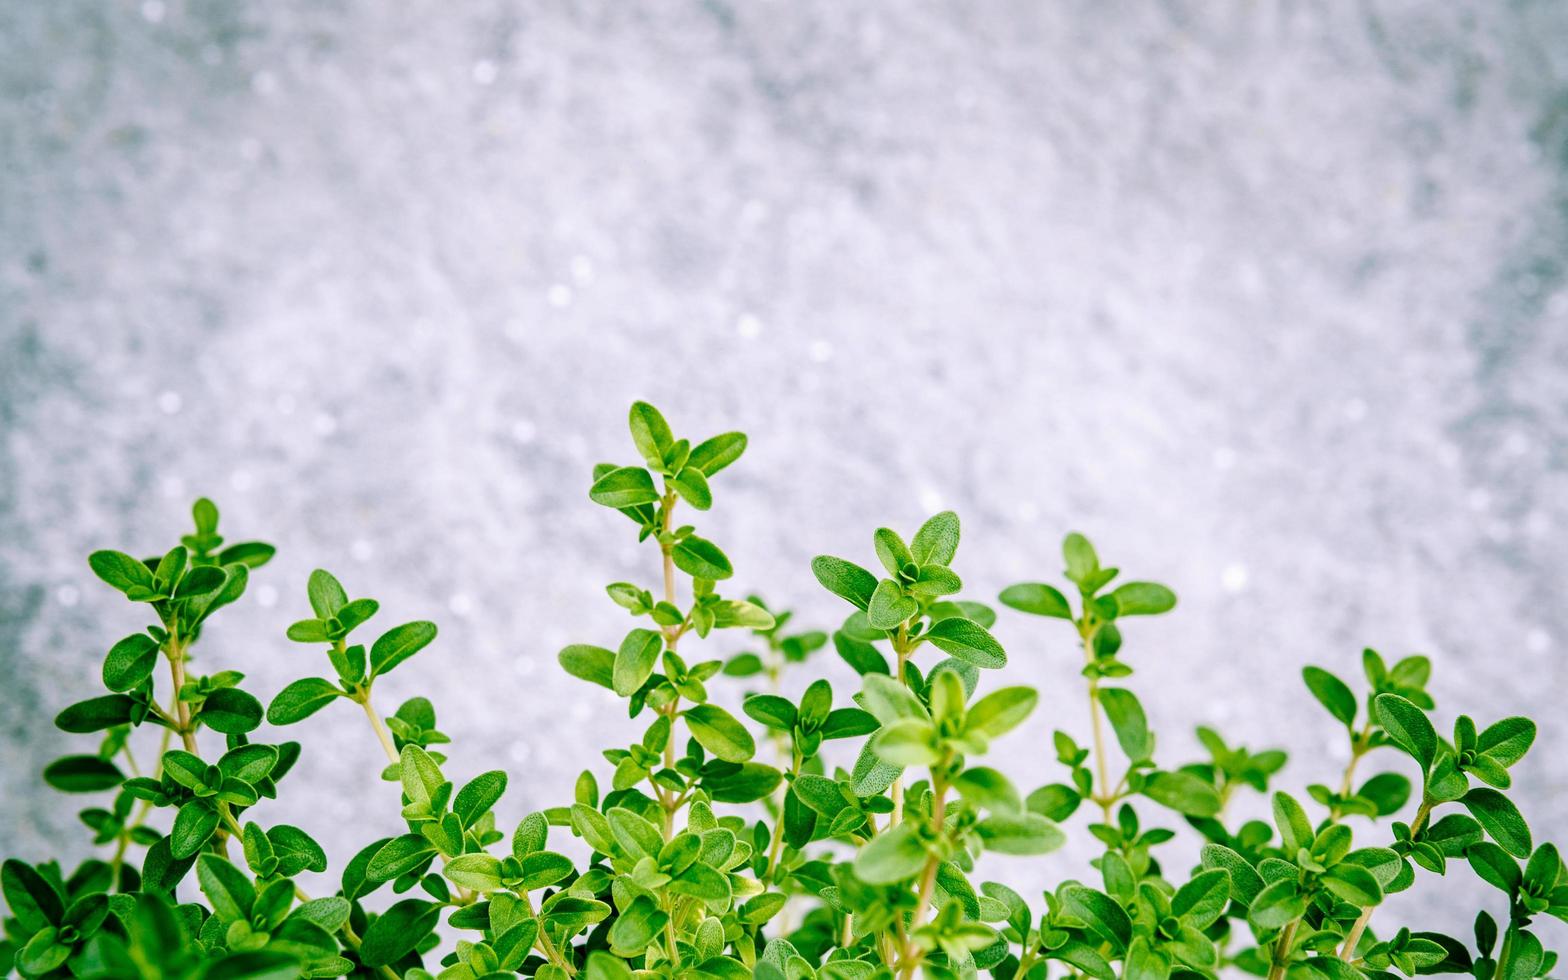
1375, 694, 1437, 772
56, 695, 136, 733
684, 704, 755, 763
199, 688, 263, 735
1108, 582, 1176, 616
1462, 788, 1532, 858
812, 557, 878, 610
1303, 666, 1357, 727
102, 634, 160, 692
924, 617, 1007, 669
672, 536, 733, 581
612, 629, 663, 697
589, 466, 659, 508
998, 583, 1072, 619
42, 755, 124, 793
558, 644, 616, 689
358, 899, 440, 967
687, 432, 747, 477
266, 678, 342, 725
369, 621, 437, 678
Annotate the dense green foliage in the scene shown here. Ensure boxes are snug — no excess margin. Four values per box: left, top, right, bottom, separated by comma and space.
3, 402, 1563, 980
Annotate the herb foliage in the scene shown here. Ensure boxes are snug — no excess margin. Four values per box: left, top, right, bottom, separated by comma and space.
3, 402, 1562, 980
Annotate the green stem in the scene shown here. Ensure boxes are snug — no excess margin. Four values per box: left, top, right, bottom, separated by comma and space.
1268, 919, 1300, 980
1079, 618, 1114, 823
898, 763, 950, 979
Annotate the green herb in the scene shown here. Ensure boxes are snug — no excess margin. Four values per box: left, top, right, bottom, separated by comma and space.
2, 402, 1562, 980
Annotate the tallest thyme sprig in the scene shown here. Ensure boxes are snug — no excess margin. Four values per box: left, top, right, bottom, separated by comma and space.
2, 401, 1564, 980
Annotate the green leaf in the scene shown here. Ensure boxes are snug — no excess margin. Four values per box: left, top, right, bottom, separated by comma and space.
871, 719, 940, 766
811, 556, 879, 610
608, 894, 667, 956
589, 466, 659, 508
965, 687, 1038, 739
1303, 667, 1357, 727
102, 634, 160, 692
684, 704, 755, 762
1477, 718, 1536, 768
613, 629, 663, 697
454, 771, 507, 828
702, 762, 783, 803
367, 835, 438, 882
1063, 886, 1131, 953
1098, 688, 1151, 760
1108, 582, 1176, 616
1356, 772, 1412, 816
55, 695, 136, 733
266, 678, 342, 725
1467, 842, 1521, 894
370, 621, 437, 678
2, 860, 64, 933
867, 579, 917, 628
952, 767, 1021, 813
1322, 863, 1383, 906
687, 432, 747, 476
520, 851, 574, 891
821, 707, 878, 740
742, 695, 797, 730
873, 528, 915, 576
358, 899, 440, 967
1062, 534, 1101, 588
976, 813, 1066, 855
910, 511, 961, 566
88, 550, 156, 595
628, 401, 674, 467
400, 745, 445, 808
1272, 792, 1314, 854
1375, 694, 1437, 772
1249, 879, 1306, 930
672, 467, 712, 510
199, 688, 263, 734
558, 644, 616, 689
924, 617, 1007, 669
171, 802, 219, 859
998, 583, 1073, 619
853, 824, 927, 884
672, 536, 733, 581
859, 674, 929, 725
1025, 783, 1082, 822
306, 569, 348, 619
42, 755, 124, 793
444, 854, 503, 892
1462, 788, 1532, 858
197, 855, 256, 924
1141, 771, 1222, 817
200, 951, 306, 980
1171, 869, 1230, 929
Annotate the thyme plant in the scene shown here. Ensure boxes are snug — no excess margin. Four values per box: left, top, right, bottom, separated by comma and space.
3, 402, 1563, 980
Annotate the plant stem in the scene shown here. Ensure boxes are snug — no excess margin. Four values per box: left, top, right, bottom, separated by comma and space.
1079, 619, 1114, 822
1339, 907, 1372, 960
165, 631, 199, 755
360, 695, 399, 766
1330, 719, 1375, 820
522, 888, 575, 976
658, 491, 680, 647
1268, 919, 1300, 980
899, 765, 950, 979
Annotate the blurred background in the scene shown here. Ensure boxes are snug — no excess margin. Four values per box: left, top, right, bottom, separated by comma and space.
2, 0, 1566, 945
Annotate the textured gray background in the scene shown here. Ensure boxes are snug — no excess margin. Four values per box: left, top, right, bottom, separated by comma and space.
3, 0, 1566, 946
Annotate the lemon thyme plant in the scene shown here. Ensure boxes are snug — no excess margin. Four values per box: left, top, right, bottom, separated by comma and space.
3, 402, 1564, 980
